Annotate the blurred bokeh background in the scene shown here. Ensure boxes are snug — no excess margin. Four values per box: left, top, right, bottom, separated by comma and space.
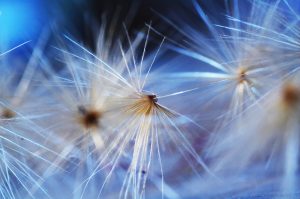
0, 0, 230, 49
0, 0, 233, 76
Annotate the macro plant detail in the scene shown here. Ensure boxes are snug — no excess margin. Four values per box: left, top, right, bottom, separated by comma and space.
1, 0, 300, 198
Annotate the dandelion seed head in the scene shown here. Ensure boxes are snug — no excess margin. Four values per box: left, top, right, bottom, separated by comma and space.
44, 16, 211, 199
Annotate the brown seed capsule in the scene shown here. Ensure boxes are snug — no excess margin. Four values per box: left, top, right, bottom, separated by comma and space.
144, 94, 158, 115
123, 93, 159, 116
237, 68, 248, 84
1, 108, 15, 119
131, 94, 156, 116
124, 92, 174, 117
147, 94, 158, 103
282, 84, 300, 108
77, 106, 102, 129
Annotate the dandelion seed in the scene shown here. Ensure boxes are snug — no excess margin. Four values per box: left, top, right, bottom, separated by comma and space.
202, 69, 300, 196
0, 40, 66, 199
162, 1, 281, 125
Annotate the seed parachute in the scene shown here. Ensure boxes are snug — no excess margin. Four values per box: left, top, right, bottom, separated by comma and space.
2, 0, 300, 198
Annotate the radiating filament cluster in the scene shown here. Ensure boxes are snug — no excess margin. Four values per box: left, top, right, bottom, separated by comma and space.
1, 0, 300, 198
